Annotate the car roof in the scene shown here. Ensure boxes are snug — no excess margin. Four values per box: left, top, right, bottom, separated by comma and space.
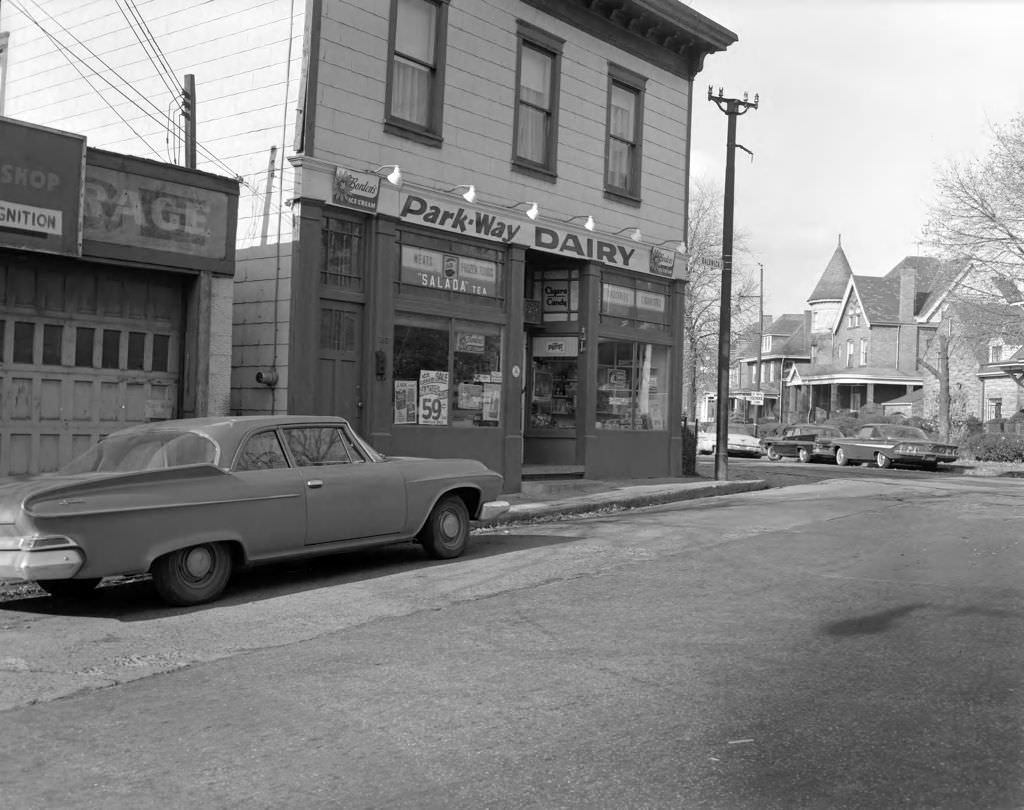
110, 415, 351, 439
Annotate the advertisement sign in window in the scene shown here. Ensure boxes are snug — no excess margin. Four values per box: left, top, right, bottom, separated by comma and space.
400, 246, 499, 297
394, 380, 417, 424
0, 118, 86, 257
602, 283, 635, 318
418, 370, 449, 425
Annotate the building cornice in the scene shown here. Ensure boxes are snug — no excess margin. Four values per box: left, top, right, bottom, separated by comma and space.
520, 0, 736, 79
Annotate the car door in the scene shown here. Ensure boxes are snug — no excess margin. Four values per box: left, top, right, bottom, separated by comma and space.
281, 425, 408, 545
229, 428, 308, 556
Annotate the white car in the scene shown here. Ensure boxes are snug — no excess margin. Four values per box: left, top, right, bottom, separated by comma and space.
696, 429, 763, 458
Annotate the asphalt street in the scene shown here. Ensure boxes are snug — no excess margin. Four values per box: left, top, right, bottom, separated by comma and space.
1, 476, 1022, 809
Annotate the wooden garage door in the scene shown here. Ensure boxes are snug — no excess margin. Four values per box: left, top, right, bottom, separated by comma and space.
0, 261, 184, 476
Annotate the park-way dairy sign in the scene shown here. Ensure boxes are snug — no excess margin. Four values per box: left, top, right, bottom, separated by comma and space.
400, 193, 646, 272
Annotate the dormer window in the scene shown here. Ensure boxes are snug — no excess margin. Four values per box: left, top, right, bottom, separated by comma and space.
990, 342, 1003, 364
761, 334, 771, 352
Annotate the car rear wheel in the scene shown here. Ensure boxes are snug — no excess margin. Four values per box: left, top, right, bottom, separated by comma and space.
419, 495, 470, 560
152, 542, 232, 606
766, 446, 781, 461
876, 452, 893, 469
835, 447, 850, 467
797, 447, 812, 464
37, 578, 101, 599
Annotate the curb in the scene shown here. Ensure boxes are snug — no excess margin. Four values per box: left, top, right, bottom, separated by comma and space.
477, 479, 770, 528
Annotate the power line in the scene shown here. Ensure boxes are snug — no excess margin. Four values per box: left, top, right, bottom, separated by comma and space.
124, 0, 180, 92
11, 0, 286, 217
8, 0, 163, 159
115, 0, 180, 103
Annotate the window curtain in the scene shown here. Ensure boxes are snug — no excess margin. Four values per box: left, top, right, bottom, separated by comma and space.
517, 45, 551, 163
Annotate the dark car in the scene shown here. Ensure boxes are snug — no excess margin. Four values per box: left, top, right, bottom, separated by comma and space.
761, 424, 845, 463
831, 423, 958, 470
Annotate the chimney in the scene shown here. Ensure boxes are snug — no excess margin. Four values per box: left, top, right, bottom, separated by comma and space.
898, 265, 916, 321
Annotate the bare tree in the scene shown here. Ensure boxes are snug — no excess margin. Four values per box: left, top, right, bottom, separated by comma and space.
682, 176, 758, 421
921, 113, 1024, 435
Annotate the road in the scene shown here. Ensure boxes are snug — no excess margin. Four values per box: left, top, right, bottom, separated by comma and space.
2, 475, 1023, 809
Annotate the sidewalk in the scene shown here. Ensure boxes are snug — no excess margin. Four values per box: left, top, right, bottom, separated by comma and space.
478, 474, 770, 528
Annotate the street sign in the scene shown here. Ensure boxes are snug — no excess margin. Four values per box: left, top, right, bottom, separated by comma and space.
749, 391, 765, 405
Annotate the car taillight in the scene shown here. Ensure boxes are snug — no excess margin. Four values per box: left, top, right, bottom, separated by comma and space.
18, 535, 77, 551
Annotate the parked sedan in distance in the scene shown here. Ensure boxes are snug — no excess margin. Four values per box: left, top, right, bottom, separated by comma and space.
832, 423, 958, 470
761, 424, 845, 463
0, 416, 509, 606
696, 428, 764, 458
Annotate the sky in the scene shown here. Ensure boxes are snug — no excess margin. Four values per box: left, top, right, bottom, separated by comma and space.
684, 0, 1024, 321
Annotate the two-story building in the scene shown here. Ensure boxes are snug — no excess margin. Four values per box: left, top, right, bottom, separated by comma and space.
0, 0, 737, 488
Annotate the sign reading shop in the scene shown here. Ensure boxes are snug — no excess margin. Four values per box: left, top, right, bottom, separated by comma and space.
400, 246, 499, 297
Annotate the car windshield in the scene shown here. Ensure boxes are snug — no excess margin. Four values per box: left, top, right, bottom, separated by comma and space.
60, 430, 219, 474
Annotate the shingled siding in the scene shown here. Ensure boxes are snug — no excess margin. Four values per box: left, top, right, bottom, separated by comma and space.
314, 0, 693, 239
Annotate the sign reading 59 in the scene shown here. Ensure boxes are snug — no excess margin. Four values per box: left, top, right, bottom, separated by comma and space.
419, 394, 447, 425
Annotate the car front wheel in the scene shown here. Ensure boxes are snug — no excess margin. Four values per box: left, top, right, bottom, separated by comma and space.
766, 446, 781, 462
797, 447, 811, 464
152, 542, 233, 606
37, 578, 102, 599
876, 452, 893, 469
835, 447, 850, 467
419, 495, 470, 560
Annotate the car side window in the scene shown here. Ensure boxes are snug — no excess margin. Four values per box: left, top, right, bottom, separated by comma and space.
283, 427, 366, 466
235, 430, 289, 471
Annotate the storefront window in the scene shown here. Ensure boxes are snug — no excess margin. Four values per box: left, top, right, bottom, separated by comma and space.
393, 317, 502, 428
531, 268, 580, 322
596, 339, 668, 430
600, 280, 668, 332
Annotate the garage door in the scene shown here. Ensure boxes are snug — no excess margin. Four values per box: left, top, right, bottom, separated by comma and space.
0, 260, 184, 476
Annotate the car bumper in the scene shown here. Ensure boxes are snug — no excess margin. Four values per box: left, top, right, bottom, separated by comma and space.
0, 548, 86, 581
477, 500, 511, 522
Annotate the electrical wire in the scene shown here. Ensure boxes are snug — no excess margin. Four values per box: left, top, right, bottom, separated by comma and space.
8, 0, 163, 158
115, 0, 180, 103
12, 0, 284, 217
123, 0, 180, 94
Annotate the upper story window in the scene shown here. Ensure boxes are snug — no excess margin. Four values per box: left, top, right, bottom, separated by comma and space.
604, 64, 646, 202
513, 22, 562, 178
847, 302, 862, 328
859, 338, 868, 366
845, 339, 854, 367
990, 341, 1003, 363
761, 334, 772, 353
385, 0, 448, 145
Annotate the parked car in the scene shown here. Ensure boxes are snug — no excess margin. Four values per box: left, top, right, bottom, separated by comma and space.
831, 423, 958, 469
761, 424, 846, 463
0, 416, 509, 606
696, 428, 764, 458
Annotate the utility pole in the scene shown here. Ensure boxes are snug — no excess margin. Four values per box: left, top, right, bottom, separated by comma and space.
708, 86, 758, 481
754, 261, 764, 436
183, 74, 196, 169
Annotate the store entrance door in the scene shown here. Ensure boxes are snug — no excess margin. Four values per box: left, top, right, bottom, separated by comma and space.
523, 333, 581, 469
316, 301, 362, 433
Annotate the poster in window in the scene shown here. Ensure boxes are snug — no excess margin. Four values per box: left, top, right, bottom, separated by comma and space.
418, 370, 449, 425
458, 382, 483, 409
394, 380, 417, 424
482, 383, 501, 421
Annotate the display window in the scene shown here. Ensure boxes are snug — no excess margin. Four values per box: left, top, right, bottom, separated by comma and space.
596, 339, 668, 430
528, 338, 578, 430
393, 316, 503, 428
600, 279, 668, 332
